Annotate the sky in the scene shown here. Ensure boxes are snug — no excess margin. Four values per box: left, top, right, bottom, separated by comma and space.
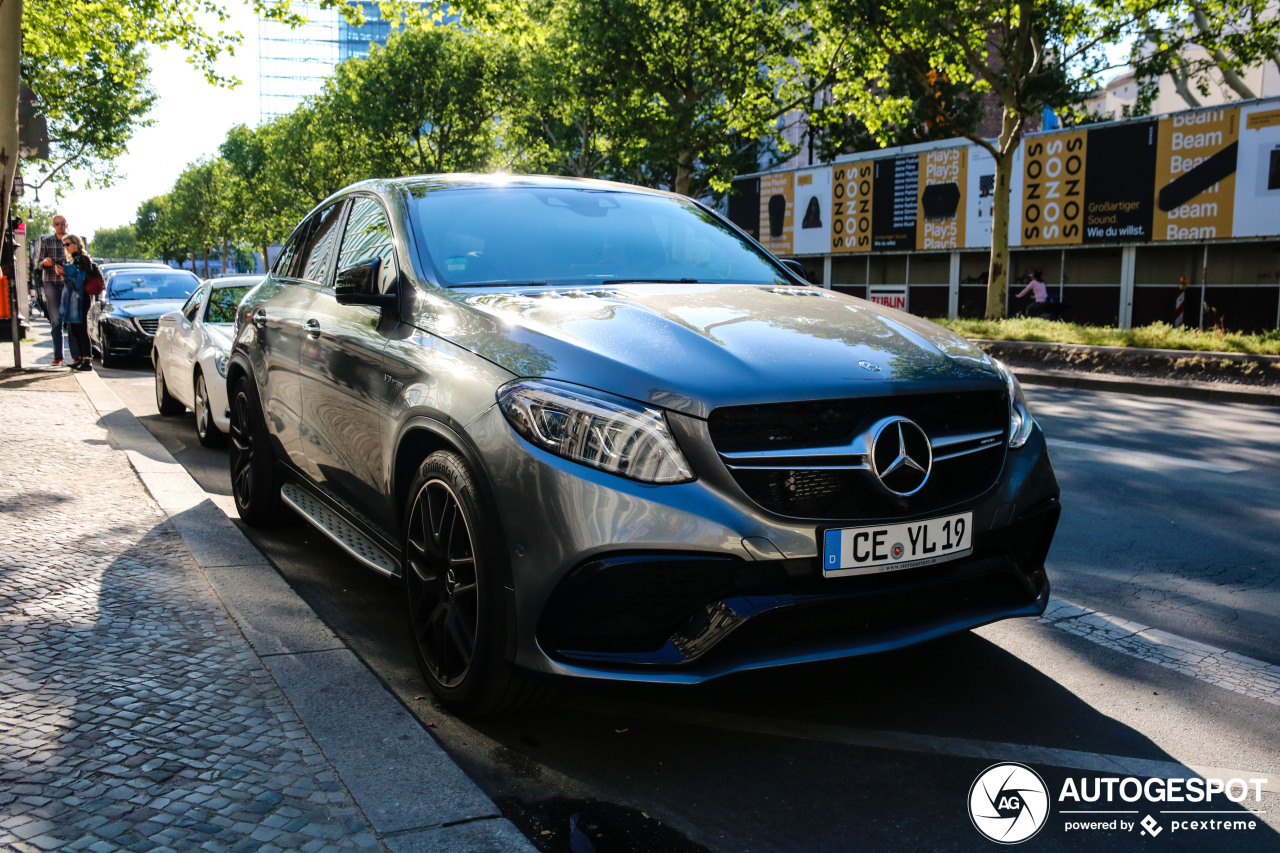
54, 0, 264, 243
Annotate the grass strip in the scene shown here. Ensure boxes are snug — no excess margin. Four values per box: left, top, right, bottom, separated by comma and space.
927, 318, 1280, 356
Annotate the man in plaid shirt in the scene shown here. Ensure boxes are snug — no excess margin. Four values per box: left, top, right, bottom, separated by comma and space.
35, 214, 70, 366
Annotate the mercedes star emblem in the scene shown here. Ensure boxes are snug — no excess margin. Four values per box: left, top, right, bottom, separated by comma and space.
869, 417, 933, 496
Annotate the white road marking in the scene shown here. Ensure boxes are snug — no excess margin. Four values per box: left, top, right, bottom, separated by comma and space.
1039, 598, 1280, 707
1047, 438, 1249, 474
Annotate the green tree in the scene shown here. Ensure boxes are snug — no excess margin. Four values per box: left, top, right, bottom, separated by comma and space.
91, 224, 141, 260
543, 0, 820, 196
168, 158, 234, 276
1129, 0, 1280, 110
220, 123, 291, 269
817, 0, 1142, 318
5, 0, 357, 214
135, 195, 187, 266
323, 23, 532, 176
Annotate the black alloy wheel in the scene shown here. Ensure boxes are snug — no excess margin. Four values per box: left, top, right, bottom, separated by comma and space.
154, 360, 185, 416
403, 451, 543, 715
228, 375, 283, 526
96, 324, 120, 368
194, 372, 225, 447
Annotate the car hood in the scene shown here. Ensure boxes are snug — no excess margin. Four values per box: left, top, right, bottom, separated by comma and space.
205, 323, 235, 353
427, 283, 1000, 417
108, 298, 189, 318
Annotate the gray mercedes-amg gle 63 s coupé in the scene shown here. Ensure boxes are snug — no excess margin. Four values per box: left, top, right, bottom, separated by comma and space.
228, 174, 1060, 715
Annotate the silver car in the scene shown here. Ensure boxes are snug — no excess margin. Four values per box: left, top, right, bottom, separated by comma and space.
228, 175, 1060, 715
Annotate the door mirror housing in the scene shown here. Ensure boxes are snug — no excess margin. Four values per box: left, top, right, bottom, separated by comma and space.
335, 259, 397, 309
780, 259, 810, 282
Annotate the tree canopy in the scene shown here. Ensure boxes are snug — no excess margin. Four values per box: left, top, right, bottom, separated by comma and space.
70, 0, 1277, 312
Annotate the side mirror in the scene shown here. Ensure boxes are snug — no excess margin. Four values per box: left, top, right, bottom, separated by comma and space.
335, 259, 397, 309
780, 259, 810, 282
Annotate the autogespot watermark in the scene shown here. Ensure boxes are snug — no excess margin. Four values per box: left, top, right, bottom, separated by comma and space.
968, 764, 1269, 844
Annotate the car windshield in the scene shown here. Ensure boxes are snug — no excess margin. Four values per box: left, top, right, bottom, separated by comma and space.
412, 187, 789, 287
108, 272, 199, 301
205, 286, 252, 323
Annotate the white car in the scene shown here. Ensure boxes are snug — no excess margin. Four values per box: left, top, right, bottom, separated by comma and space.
152, 275, 261, 446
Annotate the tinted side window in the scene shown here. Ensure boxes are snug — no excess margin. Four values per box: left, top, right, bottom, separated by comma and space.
294, 203, 346, 286
336, 197, 398, 292
273, 233, 300, 278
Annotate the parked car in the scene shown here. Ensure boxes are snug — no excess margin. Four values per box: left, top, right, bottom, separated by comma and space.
89, 267, 201, 366
228, 175, 1061, 715
153, 275, 262, 446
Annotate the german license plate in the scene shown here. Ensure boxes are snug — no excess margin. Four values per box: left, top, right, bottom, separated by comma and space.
821, 512, 973, 577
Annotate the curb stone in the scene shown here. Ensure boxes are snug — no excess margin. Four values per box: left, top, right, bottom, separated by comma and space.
974, 339, 1280, 406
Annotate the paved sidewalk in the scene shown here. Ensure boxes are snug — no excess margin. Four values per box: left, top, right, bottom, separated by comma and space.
0, 326, 533, 851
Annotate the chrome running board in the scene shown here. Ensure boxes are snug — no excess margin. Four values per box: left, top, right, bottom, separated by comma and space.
280, 483, 399, 578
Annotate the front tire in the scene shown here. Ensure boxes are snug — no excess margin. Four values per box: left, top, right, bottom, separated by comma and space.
228, 374, 283, 526
403, 451, 542, 716
154, 360, 185, 415
97, 327, 120, 368
194, 372, 225, 447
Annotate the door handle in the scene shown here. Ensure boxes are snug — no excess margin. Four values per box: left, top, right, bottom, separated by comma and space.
305, 318, 321, 338
252, 309, 267, 329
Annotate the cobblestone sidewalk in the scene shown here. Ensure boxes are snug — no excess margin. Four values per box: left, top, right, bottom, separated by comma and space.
0, 385, 383, 852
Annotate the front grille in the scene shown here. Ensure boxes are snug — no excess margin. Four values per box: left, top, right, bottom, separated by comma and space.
136, 317, 160, 336
709, 391, 1007, 520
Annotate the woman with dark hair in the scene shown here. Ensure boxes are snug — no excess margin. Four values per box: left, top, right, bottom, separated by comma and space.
59, 235, 94, 371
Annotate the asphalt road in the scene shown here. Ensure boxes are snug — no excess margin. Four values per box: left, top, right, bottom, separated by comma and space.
100, 360, 1280, 852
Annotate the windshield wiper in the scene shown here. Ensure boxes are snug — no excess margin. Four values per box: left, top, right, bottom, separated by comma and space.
608, 278, 699, 284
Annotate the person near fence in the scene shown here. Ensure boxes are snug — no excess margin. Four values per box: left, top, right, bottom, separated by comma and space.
59, 235, 94, 372
35, 214, 71, 365
1016, 270, 1050, 317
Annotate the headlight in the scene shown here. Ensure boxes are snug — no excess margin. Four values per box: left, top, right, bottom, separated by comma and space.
214, 351, 229, 377
104, 315, 136, 331
995, 359, 1035, 449
498, 380, 694, 484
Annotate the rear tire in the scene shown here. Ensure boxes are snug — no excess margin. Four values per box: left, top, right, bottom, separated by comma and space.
154, 360, 185, 416
228, 374, 283, 526
402, 451, 545, 716
194, 372, 225, 447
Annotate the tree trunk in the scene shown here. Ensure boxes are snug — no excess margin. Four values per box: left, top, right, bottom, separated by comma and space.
203, 246, 210, 279
221, 237, 229, 275
1192, 6, 1257, 100
0, 0, 23, 246
1171, 61, 1203, 110
985, 109, 1023, 320
673, 150, 695, 197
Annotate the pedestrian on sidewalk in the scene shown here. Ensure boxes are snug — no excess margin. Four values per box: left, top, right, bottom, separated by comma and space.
59, 235, 94, 371
35, 214, 71, 365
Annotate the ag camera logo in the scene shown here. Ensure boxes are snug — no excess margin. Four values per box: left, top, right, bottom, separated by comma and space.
969, 763, 1050, 844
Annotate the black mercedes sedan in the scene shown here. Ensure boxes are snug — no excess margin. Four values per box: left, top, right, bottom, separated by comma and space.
89, 267, 200, 367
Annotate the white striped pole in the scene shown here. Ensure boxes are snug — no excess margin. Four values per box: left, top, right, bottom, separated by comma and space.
1174, 276, 1187, 328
